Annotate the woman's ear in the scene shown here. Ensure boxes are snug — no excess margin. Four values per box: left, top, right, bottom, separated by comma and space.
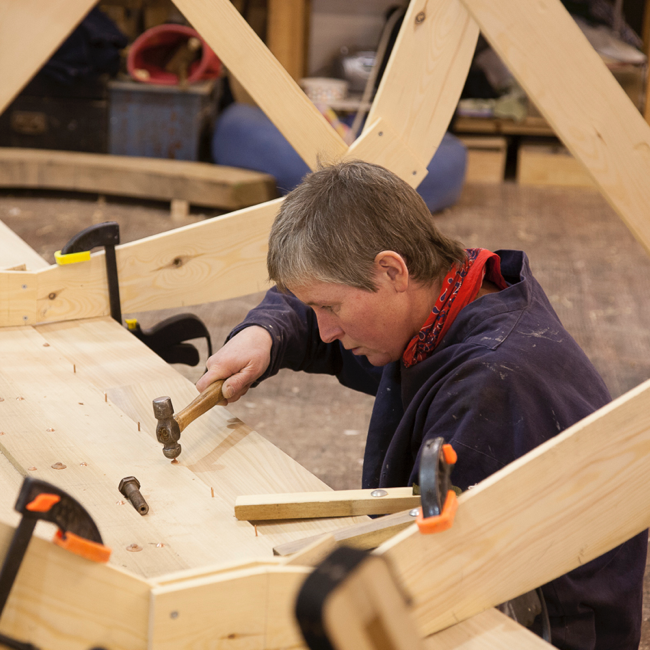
374, 251, 409, 291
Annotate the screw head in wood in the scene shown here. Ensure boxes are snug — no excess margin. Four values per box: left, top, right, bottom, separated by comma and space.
371, 489, 388, 497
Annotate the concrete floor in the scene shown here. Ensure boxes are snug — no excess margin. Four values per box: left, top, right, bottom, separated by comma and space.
3, 182, 650, 646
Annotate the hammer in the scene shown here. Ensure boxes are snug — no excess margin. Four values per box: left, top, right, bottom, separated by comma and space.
152, 380, 225, 460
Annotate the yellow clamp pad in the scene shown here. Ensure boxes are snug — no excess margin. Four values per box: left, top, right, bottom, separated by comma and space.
55, 250, 91, 265
125, 319, 138, 331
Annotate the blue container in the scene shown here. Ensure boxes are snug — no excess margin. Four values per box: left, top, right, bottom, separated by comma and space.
108, 79, 216, 160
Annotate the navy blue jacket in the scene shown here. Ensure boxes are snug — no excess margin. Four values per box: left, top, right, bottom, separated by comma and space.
231, 250, 646, 649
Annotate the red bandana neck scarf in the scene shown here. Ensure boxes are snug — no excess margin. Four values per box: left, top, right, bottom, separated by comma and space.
402, 248, 508, 368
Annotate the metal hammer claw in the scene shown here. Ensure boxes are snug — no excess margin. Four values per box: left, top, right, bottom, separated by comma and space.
153, 380, 225, 460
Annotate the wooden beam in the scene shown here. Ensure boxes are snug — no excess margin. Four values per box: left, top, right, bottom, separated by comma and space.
365, 0, 479, 178
424, 608, 553, 649
0, 148, 277, 210
461, 0, 650, 255
171, 0, 348, 170
0, 0, 96, 116
0, 199, 283, 327
274, 509, 417, 556
344, 118, 429, 187
235, 487, 420, 520
376, 378, 650, 637
0, 219, 48, 271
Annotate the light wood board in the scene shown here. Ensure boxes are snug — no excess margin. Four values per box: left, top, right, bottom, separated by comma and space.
235, 487, 420, 520
365, 0, 479, 174
0, 219, 49, 271
0, 518, 150, 650
0, 198, 283, 327
36, 317, 369, 547
0, 148, 277, 210
424, 608, 553, 649
0, 0, 96, 115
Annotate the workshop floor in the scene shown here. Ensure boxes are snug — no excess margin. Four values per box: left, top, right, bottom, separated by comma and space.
3, 181, 650, 646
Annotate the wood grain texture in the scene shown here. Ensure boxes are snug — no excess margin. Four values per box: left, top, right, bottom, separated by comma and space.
273, 509, 417, 556
0, 219, 49, 271
461, 0, 650, 254
365, 0, 479, 178
0, 0, 95, 115
344, 118, 429, 187
149, 564, 309, 649
377, 378, 650, 636
0, 325, 275, 577
36, 317, 370, 547
424, 608, 553, 649
0, 199, 282, 327
235, 487, 419, 520
172, 0, 348, 170
0, 148, 277, 210
0, 518, 150, 650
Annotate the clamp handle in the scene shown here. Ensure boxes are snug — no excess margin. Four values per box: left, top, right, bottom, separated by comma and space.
416, 438, 458, 535
55, 222, 122, 324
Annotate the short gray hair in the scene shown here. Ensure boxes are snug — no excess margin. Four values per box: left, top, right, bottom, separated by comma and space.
267, 160, 465, 292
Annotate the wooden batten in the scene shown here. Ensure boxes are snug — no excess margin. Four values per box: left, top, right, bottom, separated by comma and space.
235, 487, 420, 520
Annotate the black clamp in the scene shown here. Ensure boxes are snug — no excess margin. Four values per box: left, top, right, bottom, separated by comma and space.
56, 223, 212, 367
56, 222, 121, 324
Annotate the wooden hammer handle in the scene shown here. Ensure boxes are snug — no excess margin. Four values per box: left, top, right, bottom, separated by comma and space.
175, 380, 225, 433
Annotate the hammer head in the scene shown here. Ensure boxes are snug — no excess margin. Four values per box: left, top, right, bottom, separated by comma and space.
153, 396, 182, 459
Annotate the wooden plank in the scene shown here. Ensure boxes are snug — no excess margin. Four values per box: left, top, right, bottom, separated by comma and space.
171, 0, 348, 170
149, 564, 310, 649
282, 534, 337, 567
461, 0, 650, 255
36, 317, 370, 547
517, 143, 596, 188
376, 378, 650, 637
235, 487, 419, 521
0, 148, 277, 210
0, 518, 150, 650
0, 219, 49, 271
0, 199, 283, 327
424, 608, 553, 649
344, 118, 429, 187
0, 325, 277, 577
267, 0, 307, 81
365, 0, 479, 178
0, 0, 96, 115
274, 509, 417, 557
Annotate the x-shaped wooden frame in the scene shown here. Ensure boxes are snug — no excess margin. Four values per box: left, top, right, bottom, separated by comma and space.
1, 0, 650, 647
